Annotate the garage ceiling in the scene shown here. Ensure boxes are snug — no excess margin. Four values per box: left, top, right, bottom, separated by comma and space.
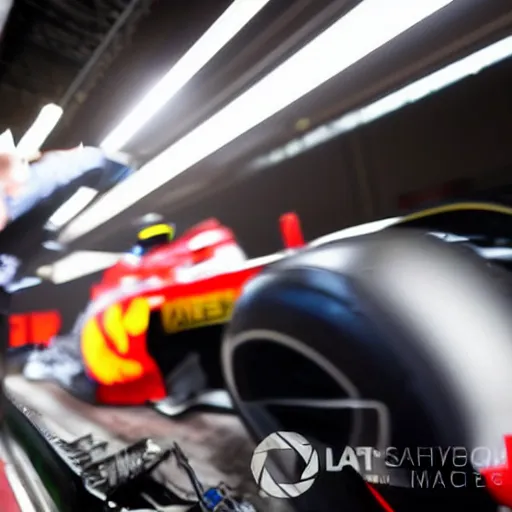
3, 0, 512, 274
62, 0, 512, 252
0, 0, 159, 141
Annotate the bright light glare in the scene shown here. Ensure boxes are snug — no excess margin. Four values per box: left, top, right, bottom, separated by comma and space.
17, 103, 63, 157
0, 128, 15, 152
100, 0, 271, 153
6, 277, 42, 293
45, 186, 98, 231
61, 0, 453, 243
311, 217, 401, 247
0, 0, 13, 39
37, 251, 123, 284
253, 35, 512, 167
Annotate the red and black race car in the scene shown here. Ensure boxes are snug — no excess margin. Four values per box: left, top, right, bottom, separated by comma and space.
6, 200, 512, 512
23, 200, 512, 405
22, 212, 307, 406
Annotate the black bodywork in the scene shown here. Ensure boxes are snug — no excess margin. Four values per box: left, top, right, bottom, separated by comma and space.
3, 201, 512, 511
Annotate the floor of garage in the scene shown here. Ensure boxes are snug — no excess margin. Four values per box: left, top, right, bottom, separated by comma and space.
4, 375, 291, 511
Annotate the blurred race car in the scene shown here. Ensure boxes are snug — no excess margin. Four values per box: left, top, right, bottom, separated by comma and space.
13, 200, 512, 512
23, 212, 305, 407
23, 200, 512, 407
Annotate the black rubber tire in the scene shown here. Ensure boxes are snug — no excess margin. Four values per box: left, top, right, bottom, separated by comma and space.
222, 230, 512, 511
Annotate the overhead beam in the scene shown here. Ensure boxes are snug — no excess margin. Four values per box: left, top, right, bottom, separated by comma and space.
49, 0, 153, 144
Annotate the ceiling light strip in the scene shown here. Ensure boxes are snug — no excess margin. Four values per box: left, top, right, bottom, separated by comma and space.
61, 0, 453, 243
253, 34, 512, 168
100, 0, 272, 153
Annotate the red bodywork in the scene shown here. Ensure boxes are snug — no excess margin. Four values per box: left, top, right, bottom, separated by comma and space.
81, 214, 304, 405
9, 311, 61, 349
0, 460, 21, 512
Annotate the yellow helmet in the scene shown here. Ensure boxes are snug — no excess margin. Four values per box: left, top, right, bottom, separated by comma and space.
136, 223, 175, 252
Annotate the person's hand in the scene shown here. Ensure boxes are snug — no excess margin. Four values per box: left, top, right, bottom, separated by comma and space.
0, 151, 31, 231
0, 192, 8, 231
0, 152, 29, 196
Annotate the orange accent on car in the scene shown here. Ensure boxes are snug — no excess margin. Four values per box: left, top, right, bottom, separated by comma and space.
191, 245, 215, 264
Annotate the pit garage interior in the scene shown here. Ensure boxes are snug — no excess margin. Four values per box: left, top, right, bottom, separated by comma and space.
7, 0, 512, 324
0, 0, 512, 511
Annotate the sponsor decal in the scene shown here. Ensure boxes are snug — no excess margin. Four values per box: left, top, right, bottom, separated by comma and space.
160, 290, 237, 333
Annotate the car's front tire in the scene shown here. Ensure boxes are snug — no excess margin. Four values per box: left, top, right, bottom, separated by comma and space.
222, 231, 512, 511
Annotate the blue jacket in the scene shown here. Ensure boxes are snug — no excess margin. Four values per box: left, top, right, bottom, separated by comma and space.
6, 146, 112, 221
0, 146, 132, 287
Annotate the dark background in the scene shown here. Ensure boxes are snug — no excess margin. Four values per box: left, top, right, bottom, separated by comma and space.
1, 0, 512, 332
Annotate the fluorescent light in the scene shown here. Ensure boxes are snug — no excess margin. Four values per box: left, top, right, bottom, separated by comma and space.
0, 0, 13, 38
100, 0, 271, 153
61, 0, 453, 243
17, 103, 63, 157
6, 277, 42, 293
0, 128, 15, 152
37, 251, 123, 284
135, 212, 164, 226
311, 217, 401, 247
45, 186, 98, 231
252, 35, 512, 167
42, 240, 66, 251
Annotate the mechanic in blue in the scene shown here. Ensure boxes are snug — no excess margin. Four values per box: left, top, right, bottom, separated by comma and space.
0, 129, 132, 286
